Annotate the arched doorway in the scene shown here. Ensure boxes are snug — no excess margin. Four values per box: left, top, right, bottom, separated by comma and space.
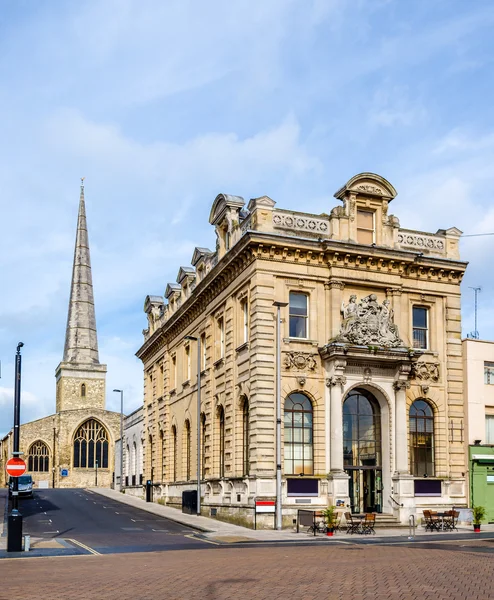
343, 388, 382, 514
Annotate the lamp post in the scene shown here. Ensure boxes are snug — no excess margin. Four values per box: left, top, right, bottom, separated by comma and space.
95, 459, 98, 486
273, 302, 288, 530
7, 342, 24, 552
184, 335, 201, 516
113, 389, 124, 491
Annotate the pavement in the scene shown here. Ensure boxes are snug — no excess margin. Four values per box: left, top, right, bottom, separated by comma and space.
90, 486, 494, 544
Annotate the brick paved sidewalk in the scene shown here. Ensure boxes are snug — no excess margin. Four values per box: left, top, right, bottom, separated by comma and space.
2, 543, 493, 599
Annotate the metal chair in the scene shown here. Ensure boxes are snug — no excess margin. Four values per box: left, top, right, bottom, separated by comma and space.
423, 510, 440, 532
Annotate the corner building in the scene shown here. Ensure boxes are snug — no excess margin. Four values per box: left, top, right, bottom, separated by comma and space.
137, 173, 467, 525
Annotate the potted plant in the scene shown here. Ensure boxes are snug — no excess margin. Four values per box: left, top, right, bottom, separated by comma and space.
322, 505, 337, 536
472, 506, 486, 532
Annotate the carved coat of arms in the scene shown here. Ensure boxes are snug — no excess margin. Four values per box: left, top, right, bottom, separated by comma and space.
336, 294, 403, 347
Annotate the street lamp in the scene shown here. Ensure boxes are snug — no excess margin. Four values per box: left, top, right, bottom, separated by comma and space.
113, 389, 124, 491
273, 302, 288, 530
184, 334, 201, 516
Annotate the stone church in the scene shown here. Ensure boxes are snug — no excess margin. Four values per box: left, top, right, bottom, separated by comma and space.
0, 183, 120, 489
136, 171, 467, 526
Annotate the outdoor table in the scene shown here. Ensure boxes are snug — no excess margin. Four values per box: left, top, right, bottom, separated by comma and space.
353, 513, 367, 533
434, 512, 450, 531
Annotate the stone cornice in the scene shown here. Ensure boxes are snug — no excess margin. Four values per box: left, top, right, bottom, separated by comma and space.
136, 231, 466, 362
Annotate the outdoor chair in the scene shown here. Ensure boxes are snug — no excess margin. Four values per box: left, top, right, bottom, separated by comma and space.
423, 510, 440, 532
333, 512, 343, 533
345, 512, 361, 534
361, 512, 376, 535
443, 510, 459, 531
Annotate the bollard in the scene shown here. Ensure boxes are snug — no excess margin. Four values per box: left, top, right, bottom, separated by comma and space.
145, 480, 153, 503
408, 514, 416, 540
7, 509, 23, 552
24, 535, 30, 552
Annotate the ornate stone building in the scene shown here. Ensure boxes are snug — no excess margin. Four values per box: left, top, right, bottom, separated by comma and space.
137, 172, 467, 525
0, 184, 120, 489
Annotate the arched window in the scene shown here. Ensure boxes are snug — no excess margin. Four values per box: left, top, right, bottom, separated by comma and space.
171, 425, 177, 482
242, 399, 250, 476
159, 430, 165, 481
409, 399, 435, 476
284, 393, 313, 475
81, 383, 86, 397
185, 420, 191, 480
218, 406, 225, 477
73, 419, 109, 469
28, 441, 49, 472
201, 413, 206, 479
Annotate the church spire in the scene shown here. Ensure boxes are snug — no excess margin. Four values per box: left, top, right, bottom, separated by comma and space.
63, 179, 100, 364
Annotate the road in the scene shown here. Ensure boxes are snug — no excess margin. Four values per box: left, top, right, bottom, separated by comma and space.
8, 488, 206, 554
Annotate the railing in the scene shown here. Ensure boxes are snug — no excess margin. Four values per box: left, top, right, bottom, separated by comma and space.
272, 210, 331, 238
389, 495, 403, 508
396, 229, 446, 256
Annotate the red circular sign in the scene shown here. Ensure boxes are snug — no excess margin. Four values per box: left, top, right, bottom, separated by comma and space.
6, 457, 26, 477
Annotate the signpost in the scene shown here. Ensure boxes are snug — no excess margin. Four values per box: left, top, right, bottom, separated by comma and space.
7, 342, 24, 553
6, 457, 26, 478
254, 499, 276, 530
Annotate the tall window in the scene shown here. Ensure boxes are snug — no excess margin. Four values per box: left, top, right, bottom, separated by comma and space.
486, 415, 494, 444
356, 209, 375, 244
217, 317, 225, 359
160, 430, 165, 481
201, 333, 206, 370
28, 441, 49, 472
218, 406, 225, 477
242, 399, 250, 476
284, 393, 313, 475
171, 426, 177, 482
81, 383, 86, 398
289, 292, 308, 338
201, 413, 207, 479
485, 362, 494, 385
185, 420, 191, 480
171, 354, 177, 389
409, 400, 435, 477
241, 299, 249, 343
73, 419, 109, 468
132, 442, 137, 485
185, 344, 191, 381
413, 307, 428, 349
343, 390, 381, 468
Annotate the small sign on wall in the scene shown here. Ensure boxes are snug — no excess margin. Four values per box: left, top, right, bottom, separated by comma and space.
60, 468, 69, 477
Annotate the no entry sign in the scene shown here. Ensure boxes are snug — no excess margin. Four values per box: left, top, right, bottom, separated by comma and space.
6, 457, 26, 477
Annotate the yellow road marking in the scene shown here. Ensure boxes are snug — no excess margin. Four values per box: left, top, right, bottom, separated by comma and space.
66, 538, 101, 555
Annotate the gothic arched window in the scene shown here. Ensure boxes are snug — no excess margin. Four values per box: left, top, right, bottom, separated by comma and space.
284, 392, 313, 475
81, 383, 86, 398
28, 441, 49, 472
73, 419, 109, 469
409, 400, 435, 476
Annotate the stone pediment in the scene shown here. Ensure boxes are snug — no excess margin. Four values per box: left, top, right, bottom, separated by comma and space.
165, 283, 181, 299
247, 195, 276, 211
336, 293, 403, 347
177, 266, 195, 284
209, 193, 245, 226
191, 247, 213, 266
436, 227, 463, 237
334, 172, 397, 201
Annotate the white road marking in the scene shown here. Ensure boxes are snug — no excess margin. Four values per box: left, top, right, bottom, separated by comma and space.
66, 538, 100, 556
43, 531, 60, 534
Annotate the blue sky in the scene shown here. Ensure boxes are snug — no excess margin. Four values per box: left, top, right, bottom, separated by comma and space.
1, 0, 494, 435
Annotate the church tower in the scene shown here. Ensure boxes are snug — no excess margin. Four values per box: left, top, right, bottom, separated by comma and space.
55, 180, 107, 412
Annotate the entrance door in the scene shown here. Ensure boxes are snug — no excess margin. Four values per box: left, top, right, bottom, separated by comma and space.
343, 389, 382, 514
347, 468, 383, 513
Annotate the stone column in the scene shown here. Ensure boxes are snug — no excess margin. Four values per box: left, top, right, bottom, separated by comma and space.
393, 380, 410, 474
328, 280, 345, 341
327, 376, 346, 473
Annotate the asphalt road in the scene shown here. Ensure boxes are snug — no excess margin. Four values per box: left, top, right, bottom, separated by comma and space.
12, 488, 207, 554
